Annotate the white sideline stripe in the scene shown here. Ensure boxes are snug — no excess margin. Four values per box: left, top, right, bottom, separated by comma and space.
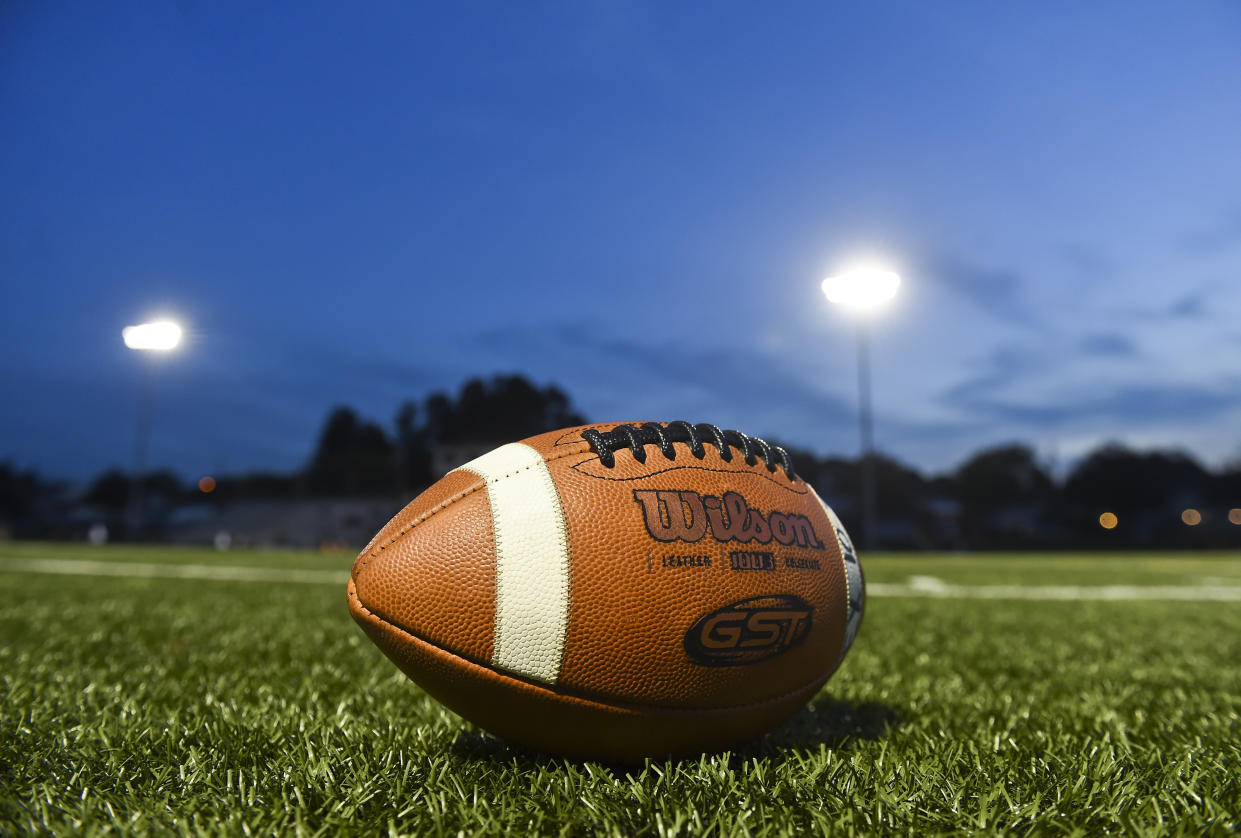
0, 557, 348, 584
4, 557, 1240, 602
868, 581, 1241, 601
455, 443, 570, 684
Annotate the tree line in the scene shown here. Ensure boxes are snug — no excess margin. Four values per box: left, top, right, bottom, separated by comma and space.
2, 373, 1238, 548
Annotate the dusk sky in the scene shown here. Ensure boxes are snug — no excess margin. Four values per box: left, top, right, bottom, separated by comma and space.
4, 2, 1241, 483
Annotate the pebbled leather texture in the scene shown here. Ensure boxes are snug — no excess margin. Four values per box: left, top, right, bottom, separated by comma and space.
348, 421, 861, 762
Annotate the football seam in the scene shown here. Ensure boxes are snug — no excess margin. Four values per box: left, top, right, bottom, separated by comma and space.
568, 457, 807, 493
552, 425, 607, 447
349, 587, 834, 716
836, 529, 852, 664
551, 422, 644, 447
355, 443, 591, 573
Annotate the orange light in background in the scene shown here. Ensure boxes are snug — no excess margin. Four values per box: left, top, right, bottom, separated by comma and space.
1098, 512, 1118, 530
1181, 508, 1202, 526
198, 476, 216, 493
1229, 508, 1241, 526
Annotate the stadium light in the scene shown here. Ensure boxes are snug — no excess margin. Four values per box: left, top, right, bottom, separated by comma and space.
123, 318, 184, 539
122, 320, 182, 351
820, 268, 901, 312
821, 264, 901, 550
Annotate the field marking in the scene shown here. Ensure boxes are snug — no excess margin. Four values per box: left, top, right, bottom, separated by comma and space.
0, 557, 349, 585
3, 557, 1241, 601
870, 575, 1241, 601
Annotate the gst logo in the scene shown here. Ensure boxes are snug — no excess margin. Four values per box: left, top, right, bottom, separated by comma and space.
683, 595, 814, 666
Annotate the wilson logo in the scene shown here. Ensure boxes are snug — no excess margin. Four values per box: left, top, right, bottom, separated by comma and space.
683, 595, 814, 666
633, 489, 825, 549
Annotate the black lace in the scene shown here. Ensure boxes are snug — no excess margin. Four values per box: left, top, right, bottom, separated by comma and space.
581, 421, 796, 479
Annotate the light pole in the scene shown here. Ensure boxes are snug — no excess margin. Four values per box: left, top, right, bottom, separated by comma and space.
821, 268, 900, 550
122, 320, 183, 539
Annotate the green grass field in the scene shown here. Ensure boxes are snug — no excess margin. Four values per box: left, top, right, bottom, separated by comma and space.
2, 543, 1239, 836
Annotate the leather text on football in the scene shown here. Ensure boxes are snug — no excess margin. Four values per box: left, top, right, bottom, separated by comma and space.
683, 595, 815, 666
632, 489, 825, 549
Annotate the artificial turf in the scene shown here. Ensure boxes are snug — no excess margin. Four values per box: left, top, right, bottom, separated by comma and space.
1, 543, 1238, 836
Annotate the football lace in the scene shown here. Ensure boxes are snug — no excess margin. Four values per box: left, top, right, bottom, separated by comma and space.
581, 421, 796, 479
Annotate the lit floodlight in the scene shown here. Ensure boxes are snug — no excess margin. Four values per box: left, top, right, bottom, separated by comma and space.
817, 260, 902, 550
821, 268, 901, 313
123, 320, 182, 351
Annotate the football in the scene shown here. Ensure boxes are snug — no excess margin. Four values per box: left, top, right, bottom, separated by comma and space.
347, 421, 864, 762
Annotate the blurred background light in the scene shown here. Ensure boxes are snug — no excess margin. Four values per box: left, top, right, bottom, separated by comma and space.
198, 476, 216, 493
122, 321, 183, 352
1181, 508, 1202, 526
1230, 509, 1241, 526
1098, 512, 1118, 530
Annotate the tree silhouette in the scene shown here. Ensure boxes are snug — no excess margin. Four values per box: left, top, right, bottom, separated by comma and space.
433, 375, 587, 445
84, 469, 132, 512
1216, 460, 1241, 506
393, 400, 430, 493
305, 376, 589, 497
0, 463, 43, 527
9, 372, 1241, 548
955, 444, 1054, 546
306, 406, 398, 495
808, 453, 935, 547
1064, 444, 1210, 544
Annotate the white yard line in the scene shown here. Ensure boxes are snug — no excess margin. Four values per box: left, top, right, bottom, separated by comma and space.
868, 581, 1241, 601
2, 556, 1241, 601
0, 557, 349, 585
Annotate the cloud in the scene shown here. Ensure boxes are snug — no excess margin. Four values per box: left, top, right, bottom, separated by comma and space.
938, 340, 1239, 444
1168, 294, 1205, 318
926, 254, 1036, 327
1181, 207, 1241, 254
939, 344, 1042, 405
1058, 243, 1113, 276
1113, 288, 1208, 322
946, 377, 1241, 431
1077, 333, 1138, 357
472, 322, 878, 451
1096, 383, 1241, 423
0, 318, 461, 480
185, 321, 455, 411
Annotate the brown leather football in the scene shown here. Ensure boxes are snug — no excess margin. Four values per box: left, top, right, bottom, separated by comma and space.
347, 421, 864, 762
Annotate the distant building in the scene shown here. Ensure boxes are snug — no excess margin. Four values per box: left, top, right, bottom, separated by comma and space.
169, 498, 404, 550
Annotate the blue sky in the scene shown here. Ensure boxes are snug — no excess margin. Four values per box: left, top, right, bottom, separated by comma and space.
3, 2, 1240, 481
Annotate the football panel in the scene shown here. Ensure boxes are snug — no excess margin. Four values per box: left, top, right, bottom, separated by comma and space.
352, 469, 486, 577
352, 469, 497, 666
348, 577, 826, 763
